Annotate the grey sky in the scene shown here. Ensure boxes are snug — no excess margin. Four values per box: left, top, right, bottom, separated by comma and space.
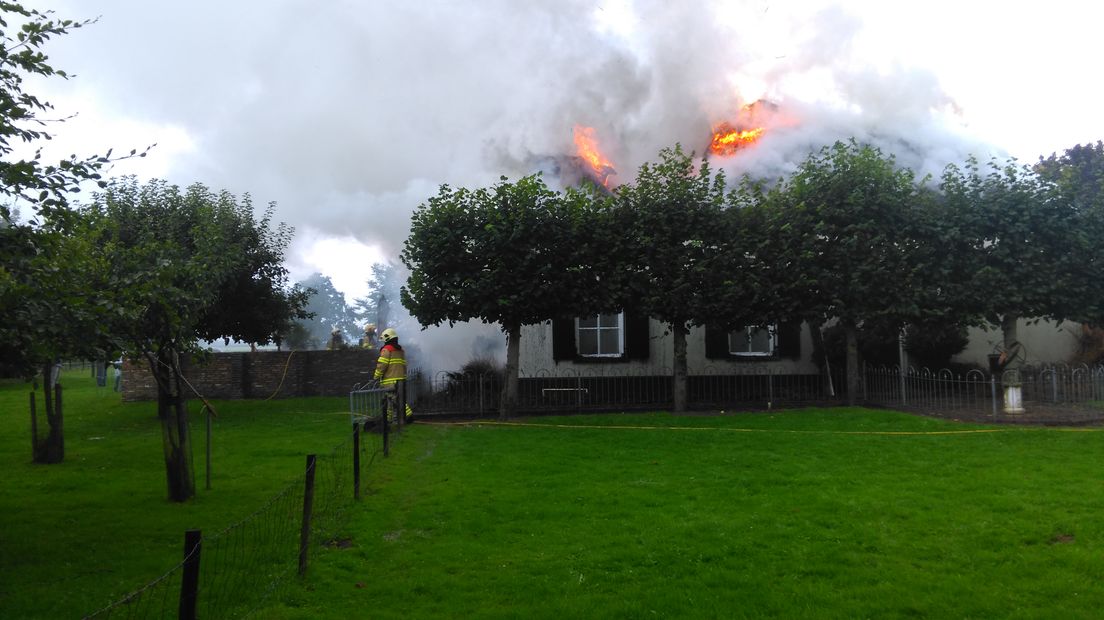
23, 0, 1104, 370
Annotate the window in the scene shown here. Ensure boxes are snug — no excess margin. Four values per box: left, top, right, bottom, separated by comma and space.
553, 313, 649, 362
576, 313, 624, 357
728, 325, 775, 357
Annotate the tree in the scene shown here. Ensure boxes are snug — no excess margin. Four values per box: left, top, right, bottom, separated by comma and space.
1036, 142, 1104, 213
288, 273, 356, 349
0, 4, 128, 211
351, 262, 404, 343
613, 145, 728, 411
84, 178, 307, 501
940, 157, 1077, 374
0, 3, 149, 462
1035, 142, 1104, 327
401, 175, 610, 418
0, 208, 126, 462
764, 141, 934, 404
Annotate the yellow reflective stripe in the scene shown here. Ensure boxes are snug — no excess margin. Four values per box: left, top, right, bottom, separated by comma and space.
380, 377, 404, 385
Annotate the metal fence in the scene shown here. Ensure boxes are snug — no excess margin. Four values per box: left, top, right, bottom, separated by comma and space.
863, 363, 1104, 421
409, 366, 845, 416
409, 363, 1104, 420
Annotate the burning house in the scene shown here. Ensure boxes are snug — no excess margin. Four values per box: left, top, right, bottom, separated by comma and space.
517, 102, 825, 398
514, 101, 1080, 405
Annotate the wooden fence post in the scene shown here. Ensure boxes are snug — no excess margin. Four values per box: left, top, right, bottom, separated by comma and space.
205, 405, 212, 490
29, 392, 37, 458
179, 529, 202, 620
299, 454, 316, 577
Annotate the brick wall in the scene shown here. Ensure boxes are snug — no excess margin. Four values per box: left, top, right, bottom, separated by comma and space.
121, 350, 379, 402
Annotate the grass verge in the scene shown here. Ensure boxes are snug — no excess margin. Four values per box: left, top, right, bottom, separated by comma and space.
265, 410, 1104, 619
6, 371, 1104, 619
0, 369, 358, 619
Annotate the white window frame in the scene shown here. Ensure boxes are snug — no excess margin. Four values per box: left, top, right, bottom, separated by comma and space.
728, 324, 776, 357
576, 312, 625, 358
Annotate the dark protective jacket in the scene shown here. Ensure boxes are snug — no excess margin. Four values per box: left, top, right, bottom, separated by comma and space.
374, 341, 406, 386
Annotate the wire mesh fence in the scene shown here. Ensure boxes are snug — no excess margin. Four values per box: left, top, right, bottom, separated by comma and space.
83, 411, 390, 619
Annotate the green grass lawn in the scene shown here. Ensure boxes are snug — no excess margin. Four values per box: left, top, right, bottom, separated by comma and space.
265, 411, 1104, 619
0, 369, 360, 619
6, 371, 1104, 619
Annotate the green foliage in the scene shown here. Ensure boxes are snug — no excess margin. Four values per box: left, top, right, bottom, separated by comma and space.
0, 3, 143, 380
81, 177, 308, 500
904, 320, 970, 369
613, 144, 728, 330
1034, 142, 1104, 326
401, 174, 612, 329
939, 156, 1076, 327
761, 140, 935, 403
0, 209, 125, 380
816, 319, 969, 371
402, 174, 615, 416
765, 140, 934, 327
1036, 141, 1104, 212
85, 177, 306, 357
289, 273, 355, 350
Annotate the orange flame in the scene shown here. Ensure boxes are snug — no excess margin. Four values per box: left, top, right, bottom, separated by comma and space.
709, 122, 765, 156
573, 124, 616, 185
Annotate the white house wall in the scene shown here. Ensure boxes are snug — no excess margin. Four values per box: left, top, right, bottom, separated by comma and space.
520, 320, 820, 376
953, 319, 1081, 368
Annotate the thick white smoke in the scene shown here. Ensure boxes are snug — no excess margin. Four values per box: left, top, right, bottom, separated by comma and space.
33, 0, 1043, 372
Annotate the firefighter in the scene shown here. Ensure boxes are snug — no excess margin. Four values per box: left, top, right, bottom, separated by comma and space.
374, 328, 413, 423
361, 323, 378, 349
327, 327, 345, 351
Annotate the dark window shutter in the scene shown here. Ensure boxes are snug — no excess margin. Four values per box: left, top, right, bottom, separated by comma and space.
704, 325, 729, 359
778, 321, 802, 360
552, 318, 576, 361
625, 313, 650, 360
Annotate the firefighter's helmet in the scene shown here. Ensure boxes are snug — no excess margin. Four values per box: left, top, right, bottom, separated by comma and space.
364, 323, 376, 333
381, 328, 397, 342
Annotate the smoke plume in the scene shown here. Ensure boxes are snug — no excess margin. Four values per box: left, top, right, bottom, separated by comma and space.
37, 0, 1024, 371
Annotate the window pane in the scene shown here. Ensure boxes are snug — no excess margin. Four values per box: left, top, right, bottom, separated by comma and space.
578, 330, 598, 355
578, 316, 597, 329
599, 328, 620, 354
729, 329, 750, 353
749, 327, 771, 353
598, 313, 620, 328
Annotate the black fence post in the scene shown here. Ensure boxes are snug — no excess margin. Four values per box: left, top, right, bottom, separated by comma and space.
299, 454, 316, 577
353, 423, 361, 500
382, 400, 390, 457
205, 406, 212, 491
179, 529, 202, 620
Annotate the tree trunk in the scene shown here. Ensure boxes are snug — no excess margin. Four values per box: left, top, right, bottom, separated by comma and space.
33, 362, 64, 464
672, 321, 688, 412
149, 349, 196, 502
499, 322, 520, 420
809, 319, 835, 397
845, 320, 860, 406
